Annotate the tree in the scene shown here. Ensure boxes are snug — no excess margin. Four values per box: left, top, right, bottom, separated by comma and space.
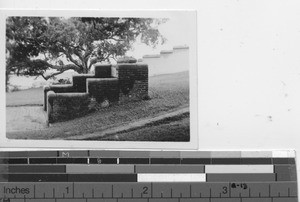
6, 17, 49, 90
6, 16, 167, 87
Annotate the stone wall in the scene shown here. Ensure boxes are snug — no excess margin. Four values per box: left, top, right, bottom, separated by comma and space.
87, 78, 119, 103
118, 64, 148, 102
72, 74, 95, 92
94, 64, 112, 78
43, 85, 75, 111
47, 91, 90, 124
45, 63, 149, 123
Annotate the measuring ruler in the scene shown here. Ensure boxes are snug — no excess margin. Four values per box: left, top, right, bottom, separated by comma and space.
0, 150, 298, 202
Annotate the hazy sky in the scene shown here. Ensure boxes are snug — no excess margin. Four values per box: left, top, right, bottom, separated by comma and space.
128, 14, 194, 59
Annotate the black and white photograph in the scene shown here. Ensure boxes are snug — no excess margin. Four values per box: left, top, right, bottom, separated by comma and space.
3, 11, 198, 148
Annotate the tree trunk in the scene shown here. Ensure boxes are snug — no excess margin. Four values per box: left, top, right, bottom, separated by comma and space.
6, 74, 9, 92
83, 60, 89, 73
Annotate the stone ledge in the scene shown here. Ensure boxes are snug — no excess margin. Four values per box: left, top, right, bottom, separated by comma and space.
48, 92, 89, 99
142, 54, 161, 58
160, 50, 173, 54
173, 45, 189, 50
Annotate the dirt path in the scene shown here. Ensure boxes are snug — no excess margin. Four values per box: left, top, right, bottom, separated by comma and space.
6, 106, 47, 132
61, 107, 189, 140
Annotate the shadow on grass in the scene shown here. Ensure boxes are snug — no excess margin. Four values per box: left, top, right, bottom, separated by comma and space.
86, 112, 190, 142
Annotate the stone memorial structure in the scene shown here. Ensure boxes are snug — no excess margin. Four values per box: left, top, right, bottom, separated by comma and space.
44, 63, 148, 124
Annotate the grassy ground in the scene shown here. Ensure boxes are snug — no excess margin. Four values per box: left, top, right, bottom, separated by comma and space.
88, 112, 190, 141
6, 87, 44, 106
6, 71, 190, 141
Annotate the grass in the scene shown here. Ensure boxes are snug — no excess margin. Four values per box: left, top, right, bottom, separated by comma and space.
6, 87, 44, 106
6, 71, 189, 141
88, 112, 190, 141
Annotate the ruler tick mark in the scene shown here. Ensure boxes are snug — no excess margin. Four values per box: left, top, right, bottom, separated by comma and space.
72, 182, 75, 198
151, 183, 153, 197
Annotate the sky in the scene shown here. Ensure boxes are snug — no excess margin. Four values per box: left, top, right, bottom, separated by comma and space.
127, 14, 193, 59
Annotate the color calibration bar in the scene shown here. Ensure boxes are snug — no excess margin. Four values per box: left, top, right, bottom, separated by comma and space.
0, 150, 298, 202
0, 150, 296, 182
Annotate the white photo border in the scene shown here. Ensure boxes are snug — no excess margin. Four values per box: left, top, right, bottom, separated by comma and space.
0, 9, 198, 150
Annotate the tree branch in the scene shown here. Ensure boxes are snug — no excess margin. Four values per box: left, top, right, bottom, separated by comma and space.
64, 52, 82, 68
88, 58, 98, 70
39, 73, 48, 80
11, 59, 81, 80
41, 64, 80, 80
49, 63, 81, 72
108, 37, 123, 42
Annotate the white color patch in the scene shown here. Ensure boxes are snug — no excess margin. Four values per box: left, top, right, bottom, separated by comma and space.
272, 150, 296, 158
137, 173, 206, 182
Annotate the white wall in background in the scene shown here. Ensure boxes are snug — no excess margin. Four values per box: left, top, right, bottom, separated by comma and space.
142, 46, 189, 75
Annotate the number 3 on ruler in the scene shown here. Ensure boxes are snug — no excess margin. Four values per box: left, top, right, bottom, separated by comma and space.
222, 186, 228, 194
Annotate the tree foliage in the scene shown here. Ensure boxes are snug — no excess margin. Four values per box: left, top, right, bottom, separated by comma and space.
6, 16, 166, 83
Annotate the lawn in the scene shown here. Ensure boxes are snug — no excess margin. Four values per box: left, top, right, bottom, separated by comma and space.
6, 87, 44, 106
6, 71, 190, 141
88, 112, 190, 141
